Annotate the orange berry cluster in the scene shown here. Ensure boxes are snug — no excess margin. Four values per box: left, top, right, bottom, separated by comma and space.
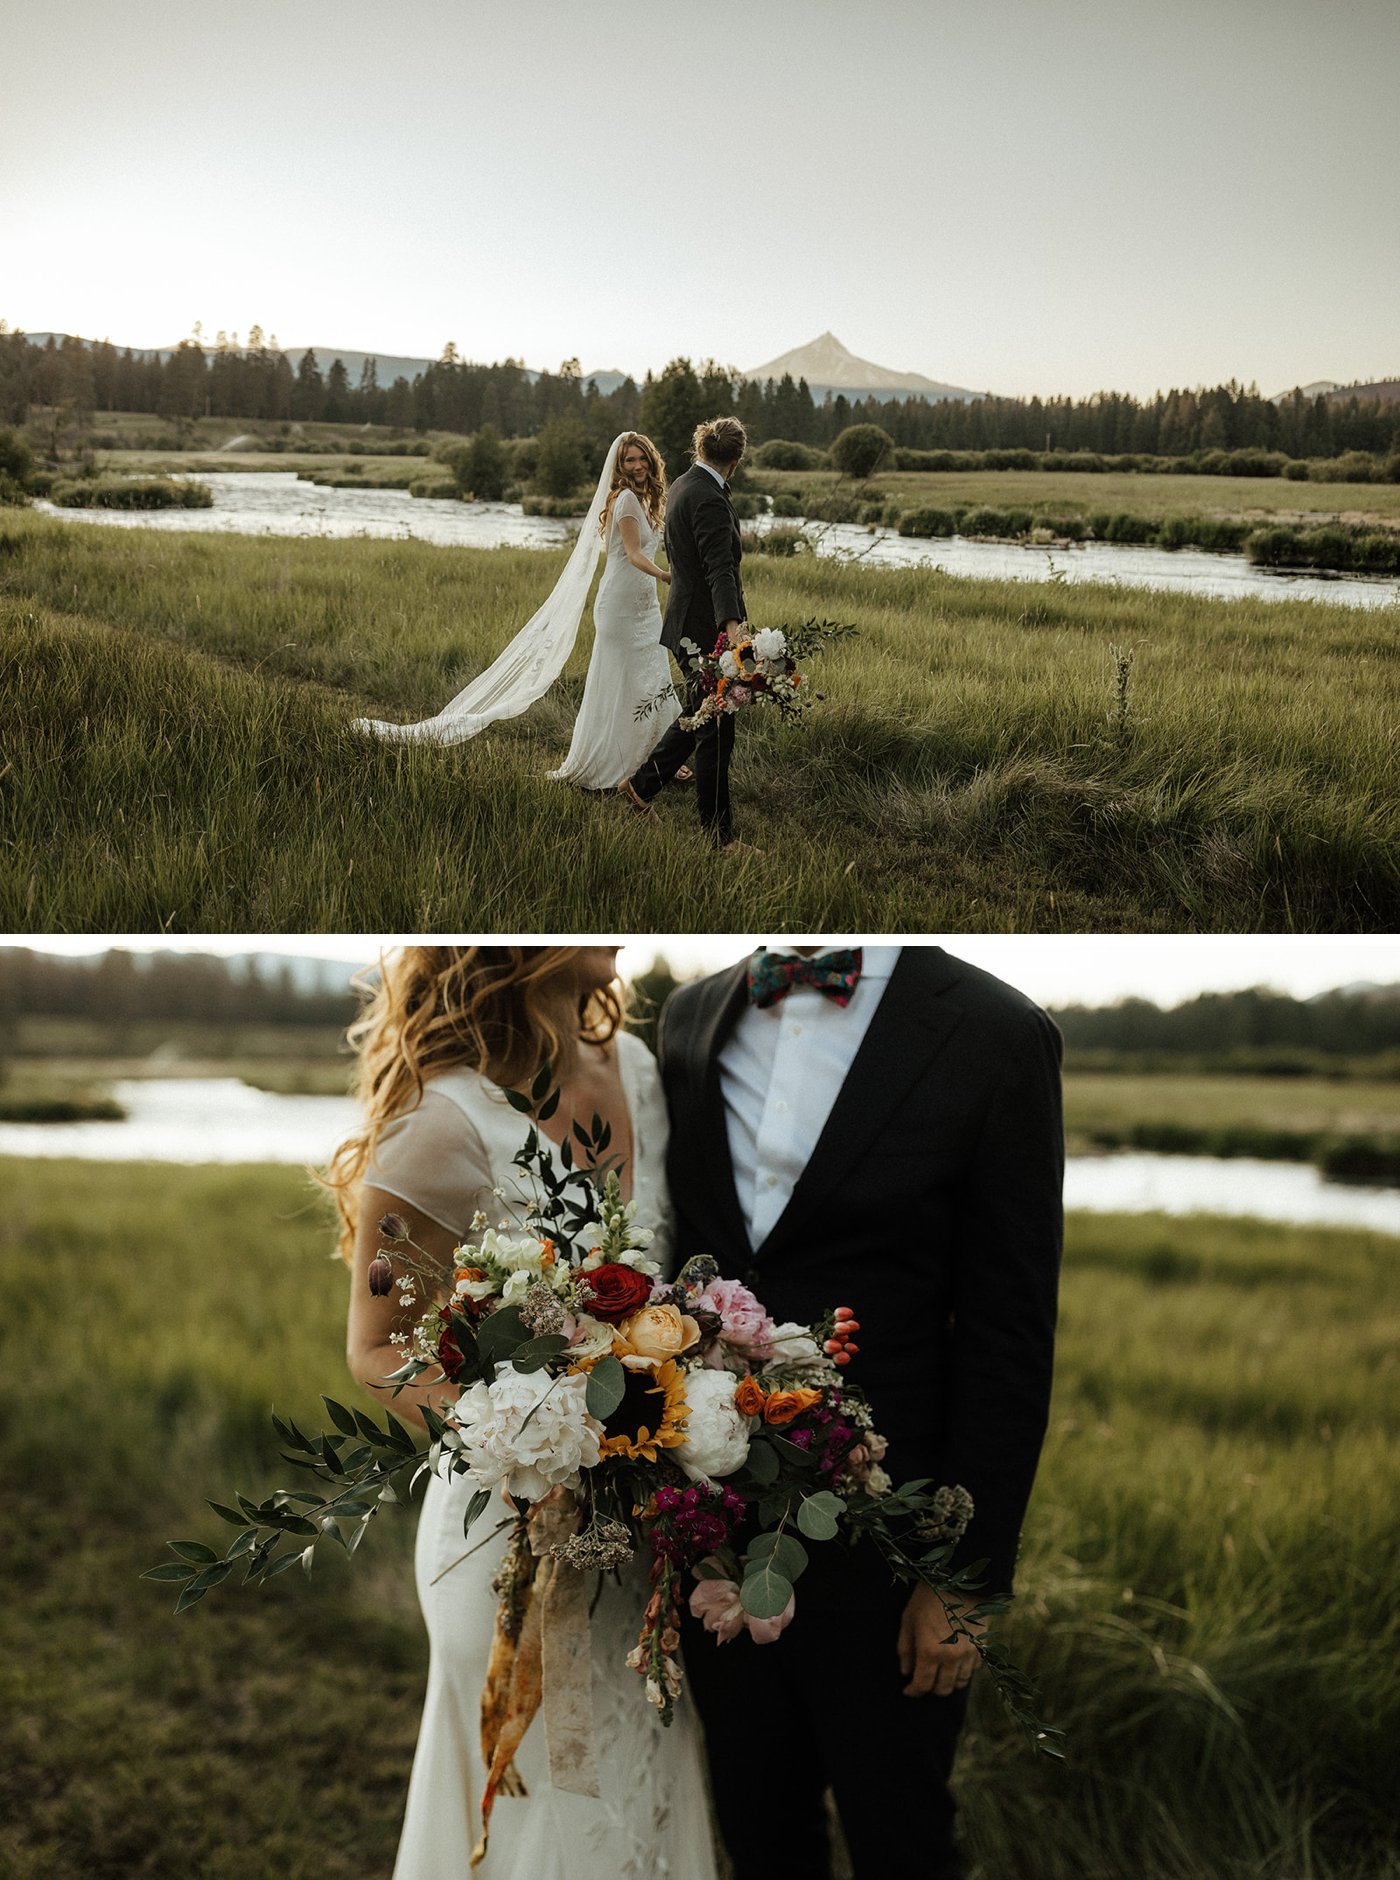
824, 1305, 860, 1367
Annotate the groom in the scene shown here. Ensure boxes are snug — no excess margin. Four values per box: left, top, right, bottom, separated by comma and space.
657, 943, 1064, 1880
619, 415, 750, 852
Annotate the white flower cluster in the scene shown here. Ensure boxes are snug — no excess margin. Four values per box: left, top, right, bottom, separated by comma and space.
442, 1368, 603, 1502
673, 1370, 751, 1483
751, 626, 787, 665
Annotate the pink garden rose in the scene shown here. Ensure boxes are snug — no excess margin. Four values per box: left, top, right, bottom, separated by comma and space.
694, 1278, 775, 1363
689, 1575, 795, 1646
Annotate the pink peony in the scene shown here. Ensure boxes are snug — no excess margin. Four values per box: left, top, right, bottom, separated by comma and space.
689, 1574, 795, 1646
694, 1278, 775, 1361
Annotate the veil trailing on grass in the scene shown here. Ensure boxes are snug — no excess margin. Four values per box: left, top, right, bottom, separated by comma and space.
352, 434, 628, 745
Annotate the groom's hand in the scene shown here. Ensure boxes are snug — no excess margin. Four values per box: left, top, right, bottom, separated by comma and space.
897, 1585, 984, 1698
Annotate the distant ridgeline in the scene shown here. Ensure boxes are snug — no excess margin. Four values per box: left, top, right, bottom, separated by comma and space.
0, 950, 1397, 1075
3, 325, 1399, 459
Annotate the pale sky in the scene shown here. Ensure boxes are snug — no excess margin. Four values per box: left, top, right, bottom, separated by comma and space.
17, 936, 1399, 1009
3, 0, 1396, 398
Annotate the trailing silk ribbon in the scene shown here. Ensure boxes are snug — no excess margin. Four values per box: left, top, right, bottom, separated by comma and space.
471, 1494, 600, 1867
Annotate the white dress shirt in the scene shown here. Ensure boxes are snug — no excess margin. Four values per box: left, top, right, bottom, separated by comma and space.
695, 458, 727, 488
719, 945, 901, 1249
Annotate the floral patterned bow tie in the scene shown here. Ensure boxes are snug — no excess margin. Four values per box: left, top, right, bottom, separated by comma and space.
746, 947, 863, 1009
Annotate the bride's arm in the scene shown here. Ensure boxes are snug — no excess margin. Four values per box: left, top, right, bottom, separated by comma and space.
346, 1187, 464, 1430
617, 501, 671, 584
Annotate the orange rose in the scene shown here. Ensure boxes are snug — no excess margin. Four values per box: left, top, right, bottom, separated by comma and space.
616, 1303, 701, 1369
763, 1387, 823, 1427
734, 1375, 769, 1419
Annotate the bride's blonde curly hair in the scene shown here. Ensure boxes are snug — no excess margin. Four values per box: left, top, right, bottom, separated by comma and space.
599, 431, 666, 539
323, 945, 623, 1262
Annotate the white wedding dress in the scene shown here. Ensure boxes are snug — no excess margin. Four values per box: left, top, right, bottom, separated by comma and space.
365, 1032, 718, 1880
548, 488, 680, 789
353, 435, 679, 786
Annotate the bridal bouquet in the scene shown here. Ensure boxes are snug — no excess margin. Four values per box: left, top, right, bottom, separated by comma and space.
676, 616, 857, 728
147, 1074, 1058, 1858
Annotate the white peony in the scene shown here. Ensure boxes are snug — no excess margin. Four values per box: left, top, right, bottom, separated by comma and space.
673, 1370, 751, 1483
751, 627, 786, 663
764, 1321, 826, 1373
446, 1368, 601, 1502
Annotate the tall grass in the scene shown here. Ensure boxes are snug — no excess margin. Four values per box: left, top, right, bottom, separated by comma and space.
2, 513, 1398, 930
1, 1159, 1396, 1878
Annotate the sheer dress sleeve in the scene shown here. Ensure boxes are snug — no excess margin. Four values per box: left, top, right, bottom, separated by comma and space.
363, 1087, 494, 1239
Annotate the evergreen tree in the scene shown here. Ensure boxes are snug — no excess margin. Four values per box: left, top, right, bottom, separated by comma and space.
641, 357, 706, 478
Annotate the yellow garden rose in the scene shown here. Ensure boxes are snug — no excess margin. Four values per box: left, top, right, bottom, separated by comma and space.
615, 1303, 702, 1370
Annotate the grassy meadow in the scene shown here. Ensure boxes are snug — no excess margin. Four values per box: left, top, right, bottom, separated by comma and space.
2, 509, 1398, 930
748, 465, 1400, 530
1, 1156, 1397, 1879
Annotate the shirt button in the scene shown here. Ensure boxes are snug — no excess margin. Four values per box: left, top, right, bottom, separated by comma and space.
766, 1175, 778, 1187
775, 1099, 788, 1113
791, 1024, 805, 1037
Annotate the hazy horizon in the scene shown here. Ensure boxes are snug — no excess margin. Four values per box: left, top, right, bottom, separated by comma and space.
14, 937, 1399, 1010
4, 0, 1396, 401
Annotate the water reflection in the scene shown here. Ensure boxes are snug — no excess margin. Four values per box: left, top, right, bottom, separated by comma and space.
34, 472, 1400, 611
2, 1080, 1397, 1235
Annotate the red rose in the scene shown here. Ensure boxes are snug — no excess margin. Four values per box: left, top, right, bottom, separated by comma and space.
584, 1263, 652, 1323
437, 1306, 465, 1381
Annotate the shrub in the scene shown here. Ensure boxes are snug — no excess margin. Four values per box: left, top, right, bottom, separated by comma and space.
1310, 451, 1383, 484
49, 477, 213, 511
743, 524, 810, 557
753, 438, 825, 470
729, 492, 761, 520
892, 449, 961, 471
1044, 451, 1105, 473
830, 423, 894, 480
802, 491, 863, 523
409, 476, 460, 501
531, 418, 590, 499
511, 437, 540, 482
457, 424, 510, 502
1003, 508, 1035, 537
860, 502, 886, 524
771, 491, 803, 519
897, 508, 959, 538
983, 448, 1038, 471
1284, 459, 1311, 480
1040, 515, 1086, 541
960, 506, 1015, 537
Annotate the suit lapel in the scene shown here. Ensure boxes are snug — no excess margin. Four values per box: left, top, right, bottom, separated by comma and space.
683, 960, 752, 1258
754, 947, 968, 1264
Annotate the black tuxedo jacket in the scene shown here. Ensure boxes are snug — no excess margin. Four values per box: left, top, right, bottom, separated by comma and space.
657, 946, 1064, 1597
660, 463, 746, 659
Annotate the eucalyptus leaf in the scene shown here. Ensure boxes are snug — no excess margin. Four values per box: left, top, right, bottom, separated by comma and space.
505, 1087, 534, 1113
746, 1531, 809, 1582
464, 1488, 492, 1536
739, 1563, 794, 1621
207, 1502, 248, 1528
537, 1088, 561, 1122
797, 1492, 843, 1541
584, 1355, 626, 1420
511, 1334, 570, 1373
477, 1305, 527, 1366
143, 1562, 197, 1583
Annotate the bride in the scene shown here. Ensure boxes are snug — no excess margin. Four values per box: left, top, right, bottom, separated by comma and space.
354, 435, 682, 789
330, 946, 717, 1880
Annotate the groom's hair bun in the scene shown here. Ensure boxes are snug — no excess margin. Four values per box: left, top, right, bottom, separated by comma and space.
693, 416, 748, 468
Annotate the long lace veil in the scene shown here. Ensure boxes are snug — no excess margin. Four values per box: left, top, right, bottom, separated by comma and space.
352, 432, 629, 744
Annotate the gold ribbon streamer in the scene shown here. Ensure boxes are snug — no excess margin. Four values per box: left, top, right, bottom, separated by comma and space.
470, 1494, 599, 1867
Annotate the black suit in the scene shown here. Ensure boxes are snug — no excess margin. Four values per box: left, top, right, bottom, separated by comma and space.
658, 946, 1064, 1879
628, 462, 747, 844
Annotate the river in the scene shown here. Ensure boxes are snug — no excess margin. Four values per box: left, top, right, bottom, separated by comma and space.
2, 1079, 1397, 1235
34, 470, 1400, 611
